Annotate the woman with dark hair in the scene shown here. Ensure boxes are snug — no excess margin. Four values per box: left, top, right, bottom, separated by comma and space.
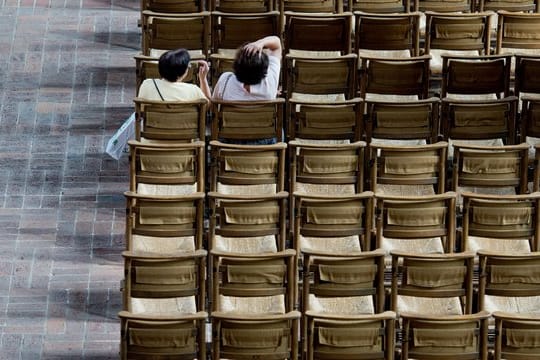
212, 36, 282, 101
138, 48, 211, 101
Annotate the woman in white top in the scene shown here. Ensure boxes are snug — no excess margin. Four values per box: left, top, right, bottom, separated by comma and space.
138, 49, 211, 101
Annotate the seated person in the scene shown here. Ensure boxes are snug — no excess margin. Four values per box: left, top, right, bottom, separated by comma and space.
139, 48, 211, 101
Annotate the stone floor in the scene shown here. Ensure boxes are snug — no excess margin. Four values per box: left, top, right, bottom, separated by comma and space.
0, 0, 140, 358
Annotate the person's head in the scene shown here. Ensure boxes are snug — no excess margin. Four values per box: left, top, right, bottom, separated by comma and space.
233, 46, 269, 85
158, 49, 190, 82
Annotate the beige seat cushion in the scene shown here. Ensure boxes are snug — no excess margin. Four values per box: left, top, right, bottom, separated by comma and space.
131, 235, 196, 253
130, 296, 197, 314
308, 294, 375, 315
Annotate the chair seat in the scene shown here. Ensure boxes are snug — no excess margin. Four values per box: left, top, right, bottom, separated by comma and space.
398, 295, 463, 315
375, 184, 436, 197
288, 49, 342, 58
291, 93, 346, 103
294, 183, 356, 196
150, 48, 204, 59
381, 237, 444, 256
299, 235, 362, 253
217, 183, 277, 195
465, 236, 531, 253
430, 49, 480, 75
219, 294, 285, 314
137, 183, 198, 196
448, 138, 504, 159
214, 234, 278, 253
130, 296, 197, 315
131, 235, 196, 253
308, 294, 375, 315
484, 295, 540, 314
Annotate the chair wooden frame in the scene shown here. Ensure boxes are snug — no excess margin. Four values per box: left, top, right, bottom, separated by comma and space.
496, 11, 540, 55
451, 142, 530, 195
492, 311, 540, 360
440, 54, 512, 99
375, 192, 457, 253
358, 55, 431, 100
209, 140, 287, 194
462, 192, 540, 253
124, 191, 205, 252
354, 11, 421, 57
369, 142, 448, 195
440, 97, 518, 145
210, 98, 285, 143
140, 11, 210, 58
128, 140, 205, 194
133, 97, 207, 142
515, 54, 540, 100
364, 98, 440, 144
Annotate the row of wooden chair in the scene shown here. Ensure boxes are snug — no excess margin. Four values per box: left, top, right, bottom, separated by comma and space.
140, 0, 539, 16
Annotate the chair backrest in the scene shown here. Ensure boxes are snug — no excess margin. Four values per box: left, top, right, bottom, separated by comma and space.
285, 54, 357, 101
294, 192, 374, 252
349, 0, 409, 13
141, 0, 205, 12
440, 97, 517, 144
211, 11, 280, 55
478, 250, 540, 311
365, 98, 440, 144
281, 0, 343, 14
133, 98, 207, 142
288, 98, 363, 142
124, 192, 205, 252
284, 12, 352, 55
390, 251, 476, 314
451, 142, 529, 195
211, 0, 276, 11
462, 192, 540, 253
122, 249, 207, 313
141, 11, 210, 58
369, 142, 448, 195
375, 192, 457, 254
515, 54, 540, 99
208, 192, 289, 253
289, 141, 366, 193
119, 311, 207, 360
211, 249, 297, 312
496, 11, 540, 54
414, 0, 473, 11
355, 11, 420, 57
211, 98, 285, 143
492, 311, 540, 360
400, 311, 490, 360
302, 248, 385, 313
128, 140, 205, 194
441, 54, 512, 99
306, 311, 396, 360
359, 55, 431, 100
134, 56, 201, 96
209, 140, 287, 194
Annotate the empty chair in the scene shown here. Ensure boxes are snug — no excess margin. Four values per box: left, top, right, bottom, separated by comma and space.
375, 192, 457, 255
495, 11, 540, 56
128, 140, 205, 195
209, 140, 287, 195
451, 142, 529, 196
358, 55, 431, 101
391, 251, 475, 315
211, 250, 300, 360
284, 12, 352, 56
492, 312, 540, 360
425, 12, 493, 75
461, 192, 540, 254
124, 191, 205, 253
478, 250, 540, 313
364, 98, 440, 145
400, 311, 490, 360
133, 97, 207, 142
209, 11, 280, 84
119, 250, 207, 359
515, 54, 540, 101
354, 11, 421, 59
211, 98, 285, 143
293, 192, 374, 253
441, 54, 512, 100
369, 142, 448, 196
140, 11, 210, 58
287, 98, 364, 142
208, 191, 288, 253
441, 97, 518, 151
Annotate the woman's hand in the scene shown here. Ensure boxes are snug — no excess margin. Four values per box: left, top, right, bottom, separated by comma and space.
197, 60, 210, 79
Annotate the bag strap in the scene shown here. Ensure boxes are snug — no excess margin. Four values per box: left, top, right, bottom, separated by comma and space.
220, 73, 233, 99
152, 79, 165, 101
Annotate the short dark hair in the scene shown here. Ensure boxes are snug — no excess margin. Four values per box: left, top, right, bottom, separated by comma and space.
158, 49, 190, 82
233, 47, 269, 85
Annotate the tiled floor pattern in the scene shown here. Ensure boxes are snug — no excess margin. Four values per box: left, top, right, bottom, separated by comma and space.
0, 1, 140, 358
